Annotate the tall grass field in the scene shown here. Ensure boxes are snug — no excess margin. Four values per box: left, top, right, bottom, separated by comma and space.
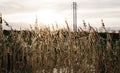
0, 23, 120, 73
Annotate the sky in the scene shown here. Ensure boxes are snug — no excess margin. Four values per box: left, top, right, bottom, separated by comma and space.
0, 0, 120, 30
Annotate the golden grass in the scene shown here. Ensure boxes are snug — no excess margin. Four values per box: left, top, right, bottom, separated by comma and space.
0, 23, 120, 73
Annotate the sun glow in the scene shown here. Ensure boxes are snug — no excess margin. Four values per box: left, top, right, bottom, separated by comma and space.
36, 10, 64, 25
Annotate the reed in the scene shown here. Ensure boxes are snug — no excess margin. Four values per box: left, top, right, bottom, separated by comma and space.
0, 22, 120, 73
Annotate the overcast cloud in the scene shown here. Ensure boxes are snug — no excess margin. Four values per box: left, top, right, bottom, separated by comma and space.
0, 0, 120, 29
1, 0, 120, 14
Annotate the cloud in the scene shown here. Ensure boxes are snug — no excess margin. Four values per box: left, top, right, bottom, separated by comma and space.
77, 8, 120, 18
0, 0, 120, 29
77, 0, 120, 9
1, 0, 120, 14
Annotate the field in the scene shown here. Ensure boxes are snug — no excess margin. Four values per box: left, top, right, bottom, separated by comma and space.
0, 24, 120, 73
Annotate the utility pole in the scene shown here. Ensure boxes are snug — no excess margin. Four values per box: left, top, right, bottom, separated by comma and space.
73, 2, 77, 32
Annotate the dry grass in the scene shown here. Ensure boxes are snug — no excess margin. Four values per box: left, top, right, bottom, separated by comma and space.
0, 23, 120, 73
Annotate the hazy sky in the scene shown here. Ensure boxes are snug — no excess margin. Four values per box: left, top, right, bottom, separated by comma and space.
0, 0, 120, 30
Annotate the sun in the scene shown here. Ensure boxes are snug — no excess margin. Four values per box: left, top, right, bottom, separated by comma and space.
36, 10, 64, 25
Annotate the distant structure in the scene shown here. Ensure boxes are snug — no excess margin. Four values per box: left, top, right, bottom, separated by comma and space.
73, 2, 77, 31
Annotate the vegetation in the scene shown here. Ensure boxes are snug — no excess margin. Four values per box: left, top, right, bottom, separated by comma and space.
0, 22, 120, 73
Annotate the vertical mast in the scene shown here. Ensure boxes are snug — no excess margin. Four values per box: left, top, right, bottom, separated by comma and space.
73, 2, 77, 31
